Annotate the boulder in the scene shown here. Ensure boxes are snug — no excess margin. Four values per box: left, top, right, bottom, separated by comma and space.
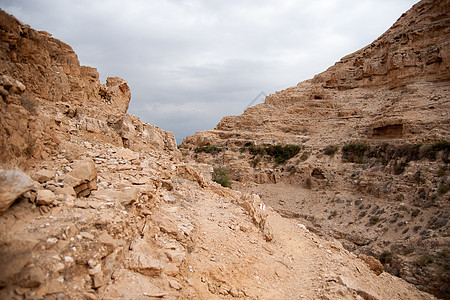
237, 193, 273, 241
127, 252, 163, 277
36, 189, 56, 205
0, 169, 35, 214
54, 185, 77, 197
92, 187, 138, 205
358, 254, 384, 276
67, 159, 97, 197
31, 169, 55, 183
176, 164, 206, 187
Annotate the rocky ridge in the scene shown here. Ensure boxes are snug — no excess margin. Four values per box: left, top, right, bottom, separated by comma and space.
0, 5, 439, 300
181, 0, 449, 298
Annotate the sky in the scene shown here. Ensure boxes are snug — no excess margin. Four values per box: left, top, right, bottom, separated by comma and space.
1, 0, 418, 143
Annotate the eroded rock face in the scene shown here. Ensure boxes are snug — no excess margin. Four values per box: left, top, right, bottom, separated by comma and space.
0, 9, 178, 166
181, 0, 449, 297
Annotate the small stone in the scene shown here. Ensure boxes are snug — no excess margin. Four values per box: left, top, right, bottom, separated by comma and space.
32, 169, 55, 183
36, 189, 56, 205
47, 237, 58, 245
84, 292, 97, 300
163, 263, 179, 276
80, 231, 95, 240
53, 262, 65, 273
92, 272, 104, 289
89, 263, 102, 275
163, 194, 175, 203
168, 278, 182, 290
54, 185, 77, 197
88, 259, 97, 268
64, 256, 74, 263
230, 287, 240, 297
128, 252, 163, 276
19, 267, 46, 288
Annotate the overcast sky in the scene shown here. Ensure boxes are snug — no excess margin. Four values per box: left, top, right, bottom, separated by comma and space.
1, 0, 418, 143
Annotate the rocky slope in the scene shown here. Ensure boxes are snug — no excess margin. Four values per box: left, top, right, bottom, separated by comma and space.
181, 0, 449, 298
0, 5, 439, 300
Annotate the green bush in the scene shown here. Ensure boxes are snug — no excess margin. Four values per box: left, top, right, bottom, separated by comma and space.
379, 251, 392, 264
248, 145, 266, 156
305, 177, 312, 189
241, 143, 301, 164
438, 184, 448, 195
266, 144, 301, 163
195, 145, 222, 155
251, 157, 261, 168
342, 142, 369, 163
324, 145, 338, 156
369, 216, 380, 225
212, 167, 232, 188
300, 152, 309, 161
394, 143, 422, 162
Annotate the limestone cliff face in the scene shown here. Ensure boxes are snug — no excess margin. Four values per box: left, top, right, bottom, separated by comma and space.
313, 0, 449, 90
0, 9, 178, 166
184, 0, 449, 149
181, 0, 449, 297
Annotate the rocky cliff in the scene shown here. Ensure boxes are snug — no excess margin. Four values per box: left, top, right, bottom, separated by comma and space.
181, 0, 449, 298
0, 9, 178, 167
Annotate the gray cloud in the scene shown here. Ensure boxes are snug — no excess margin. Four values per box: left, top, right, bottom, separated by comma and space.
1, 0, 418, 143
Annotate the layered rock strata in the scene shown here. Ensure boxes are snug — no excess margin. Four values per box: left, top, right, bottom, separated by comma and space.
181, 0, 449, 297
0, 9, 177, 166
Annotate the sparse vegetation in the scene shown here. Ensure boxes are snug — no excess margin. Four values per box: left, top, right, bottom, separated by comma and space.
251, 157, 261, 168
437, 166, 447, 177
195, 145, 222, 155
419, 140, 450, 161
379, 251, 392, 264
411, 209, 421, 218
369, 216, 380, 225
324, 145, 338, 156
438, 248, 448, 259
415, 254, 433, 267
341, 142, 449, 179
403, 246, 415, 256
438, 184, 448, 195
300, 152, 309, 162
242, 143, 301, 165
305, 177, 312, 189
342, 142, 369, 163
248, 145, 265, 156
393, 161, 407, 175
265, 144, 301, 164
212, 167, 232, 188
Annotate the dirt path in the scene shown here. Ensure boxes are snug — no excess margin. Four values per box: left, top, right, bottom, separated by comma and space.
180, 184, 435, 299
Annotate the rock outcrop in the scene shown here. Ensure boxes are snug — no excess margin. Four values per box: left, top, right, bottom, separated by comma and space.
181, 0, 449, 297
0, 9, 178, 166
